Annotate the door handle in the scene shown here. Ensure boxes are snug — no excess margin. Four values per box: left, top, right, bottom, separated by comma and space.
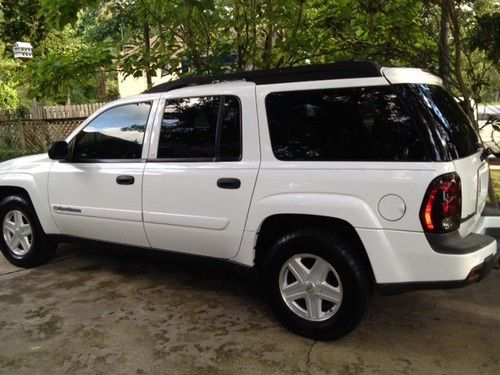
217, 178, 241, 189
116, 175, 135, 185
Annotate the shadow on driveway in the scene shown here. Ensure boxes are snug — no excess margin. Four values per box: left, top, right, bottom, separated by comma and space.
0, 244, 498, 374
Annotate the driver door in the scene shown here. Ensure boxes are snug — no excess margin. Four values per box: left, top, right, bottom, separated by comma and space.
48, 100, 157, 247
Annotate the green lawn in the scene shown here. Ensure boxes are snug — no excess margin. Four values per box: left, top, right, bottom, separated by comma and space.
491, 169, 500, 202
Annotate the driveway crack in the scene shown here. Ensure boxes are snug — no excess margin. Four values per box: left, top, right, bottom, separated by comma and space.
306, 339, 317, 373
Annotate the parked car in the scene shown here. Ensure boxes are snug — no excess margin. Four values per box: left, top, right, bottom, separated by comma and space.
0, 62, 498, 340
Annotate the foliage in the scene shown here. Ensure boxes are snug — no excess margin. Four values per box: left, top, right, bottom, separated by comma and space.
0, 148, 32, 162
0, 0, 47, 49
0, 81, 19, 109
120, 0, 334, 76
0, 0, 498, 107
39, 0, 99, 29
0, 41, 21, 109
470, 12, 500, 63
22, 41, 115, 103
307, 0, 499, 123
76, 1, 140, 45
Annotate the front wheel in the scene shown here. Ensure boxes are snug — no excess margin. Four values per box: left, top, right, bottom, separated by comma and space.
261, 229, 372, 340
0, 195, 57, 268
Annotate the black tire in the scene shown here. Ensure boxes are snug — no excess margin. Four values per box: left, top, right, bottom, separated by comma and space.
0, 195, 57, 268
261, 228, 372, 340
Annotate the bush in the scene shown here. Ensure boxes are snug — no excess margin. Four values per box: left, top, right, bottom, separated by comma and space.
0, 149, 33, 162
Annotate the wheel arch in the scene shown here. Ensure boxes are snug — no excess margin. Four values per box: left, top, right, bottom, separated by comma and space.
0, 185, 32, 203
0, 177, 60, 235
254, 213, 375, 281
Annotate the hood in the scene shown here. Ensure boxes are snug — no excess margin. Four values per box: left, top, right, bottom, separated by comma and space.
0, 153, 52, 173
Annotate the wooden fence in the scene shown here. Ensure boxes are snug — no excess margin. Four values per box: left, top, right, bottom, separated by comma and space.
29, 103, 105, 121
0, 102, 105, 121
0, 102, 106, 152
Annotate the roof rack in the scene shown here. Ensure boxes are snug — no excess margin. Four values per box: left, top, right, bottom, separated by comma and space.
144, 60, 381, 94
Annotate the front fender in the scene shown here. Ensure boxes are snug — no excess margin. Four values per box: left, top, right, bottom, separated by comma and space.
0, 173, 60, 234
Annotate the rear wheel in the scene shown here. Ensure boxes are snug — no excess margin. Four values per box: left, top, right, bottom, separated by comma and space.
261, 229, 371, 340
0, 195, 57, 268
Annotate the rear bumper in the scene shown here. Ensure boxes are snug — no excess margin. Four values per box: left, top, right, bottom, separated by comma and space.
374, 204, 500, 295
378, 251, 499, 295
358, 228, 497, 286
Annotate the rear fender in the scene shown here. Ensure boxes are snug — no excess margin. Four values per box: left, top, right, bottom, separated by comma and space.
245, 193, 383, 232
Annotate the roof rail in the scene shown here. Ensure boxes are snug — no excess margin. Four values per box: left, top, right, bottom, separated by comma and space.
144, 60, 381, 94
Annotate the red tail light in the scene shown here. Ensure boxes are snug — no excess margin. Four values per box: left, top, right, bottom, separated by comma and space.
420, 173, 461, 233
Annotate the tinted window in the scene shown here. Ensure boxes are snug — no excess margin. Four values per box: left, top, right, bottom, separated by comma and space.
158, 96, 241, 160
158, 97, 220, 159
73, 102, 151, 160
407, 84, 481, 159
265, 87, 427, 161
219, 96, 241, 161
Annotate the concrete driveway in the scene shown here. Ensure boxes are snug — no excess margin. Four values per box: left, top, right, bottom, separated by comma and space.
0, 244, 498, 374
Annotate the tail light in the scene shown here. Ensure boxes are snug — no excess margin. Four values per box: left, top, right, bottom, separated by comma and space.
420, 173, 461, 233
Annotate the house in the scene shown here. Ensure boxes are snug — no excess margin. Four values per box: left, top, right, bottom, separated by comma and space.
117, 43, 176, 98
117, 68, 174, 98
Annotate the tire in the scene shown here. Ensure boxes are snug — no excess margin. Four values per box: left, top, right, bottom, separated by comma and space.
261, 228, 372, 340
0, 195, 57, 268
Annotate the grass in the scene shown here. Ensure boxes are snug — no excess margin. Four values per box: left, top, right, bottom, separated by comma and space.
491, 169, 500, 202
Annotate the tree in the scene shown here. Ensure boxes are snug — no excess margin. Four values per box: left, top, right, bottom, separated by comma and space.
0, 0, 47, 49
38, 0, 99, 29
312, 1, 498, 127
118, 0, 333, 78
5, 1, 121, 104
22, 41, 115, 104
0, 40, 21, 109
471, 11, 500, 64
9, 0, 498, 110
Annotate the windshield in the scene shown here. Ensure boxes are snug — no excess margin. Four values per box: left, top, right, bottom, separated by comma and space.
406, 84, 482, 160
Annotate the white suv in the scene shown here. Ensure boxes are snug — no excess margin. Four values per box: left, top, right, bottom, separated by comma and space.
0, 62, 498, 340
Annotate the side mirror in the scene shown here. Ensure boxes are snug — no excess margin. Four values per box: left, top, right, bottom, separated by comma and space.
48, 141, 69, 160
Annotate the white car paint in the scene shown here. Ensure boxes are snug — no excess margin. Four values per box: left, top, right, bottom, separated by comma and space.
0, 67, 496, 286
141, 83, 260, 258
48, 161, 149, 247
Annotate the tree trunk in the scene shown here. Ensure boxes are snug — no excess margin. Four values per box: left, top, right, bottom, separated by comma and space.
438, 0, 450, 88
143, 21, 153, 90
98, 68, 107, 101
447, 3, 477, 128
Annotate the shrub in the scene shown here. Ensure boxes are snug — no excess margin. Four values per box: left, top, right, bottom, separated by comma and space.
0, 149, 34, 162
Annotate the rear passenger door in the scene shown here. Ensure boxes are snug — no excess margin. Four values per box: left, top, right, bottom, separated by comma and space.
142, 84, 259, 258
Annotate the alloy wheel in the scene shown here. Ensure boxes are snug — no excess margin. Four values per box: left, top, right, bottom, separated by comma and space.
279, 253, 343, 322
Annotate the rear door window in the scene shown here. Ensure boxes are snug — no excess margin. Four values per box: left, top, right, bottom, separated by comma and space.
157, 96, 241, 161
265, 86, 428, 161
159, 97, 220, 159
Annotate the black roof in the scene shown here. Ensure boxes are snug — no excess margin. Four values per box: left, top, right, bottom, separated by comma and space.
144, 60, 381, 94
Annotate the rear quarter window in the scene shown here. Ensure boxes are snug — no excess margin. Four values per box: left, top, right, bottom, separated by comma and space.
405, 84, 481, 160
265, 86, 429, 161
